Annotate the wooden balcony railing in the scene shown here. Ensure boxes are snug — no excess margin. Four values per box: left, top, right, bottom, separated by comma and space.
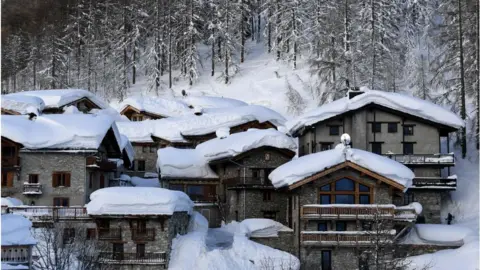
301, 231, 394, 246
411, 177, 457, 189
86, 156, 117, 171
6, 206, 89, 222
131, 228, 155, 241
383, 153, 454, 165
23, 183, 42, 194
98, 228, 122, 240
393, 207, 418, 222
1, 157, 20, 167
301, 205, 395, 220
223, 177, 274, 187
98, 252, 167, 264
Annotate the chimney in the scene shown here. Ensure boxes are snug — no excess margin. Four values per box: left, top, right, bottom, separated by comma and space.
193, 106, 203, 116
347, 87, 364, 100
216, 127, 230, 139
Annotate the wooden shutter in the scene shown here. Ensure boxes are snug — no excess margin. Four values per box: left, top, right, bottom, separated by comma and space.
65, 173, 71, 187
52, 173, 58, 187
7, 172, 14, 187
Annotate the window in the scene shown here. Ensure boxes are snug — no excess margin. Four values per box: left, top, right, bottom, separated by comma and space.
371, 122, 381, 133
150, 146, 157, 153
2, 146, 15, 157
89, 172, 93, 189
403, 192, 415, 205
142, 146, 148, 153
311, 141, 316, 153
137, 160, 146, 171
100, 175, 105, 188
318, 222, 327, 231
319, 178, 373, 204
186, 185, 216, 202
53, 197, 69, 207
403, 125, 414, 136
252, 169, 260, 179
388, 123, 398, 133
263, 211, 277, 220
52, 172, 71, 187
371, 142, 382, 155
27, 174, 38, 184
1, 172, 14, 187
170, 184, 184, 192
136, 244, 145, 258
362, 221, 372, 231
263, 190, 272, 201
329, 126, 340, 136
235, 211, 239, 221
320, 143, 333, 151
403, 143, 414, 155
336, 221, 346, 231
86, 228, 96, 240
321, 250, 332, 270
113, 243, 124, 260
63, 228, 75, 244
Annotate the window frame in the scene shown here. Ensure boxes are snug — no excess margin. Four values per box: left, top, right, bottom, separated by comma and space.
53, 197, 70, 207
137, 160, 146, 171
263, 190, 272, 201
52, 172, 71, 187
335, 221, 347, 231
319, 177, 373, 204
329, 126, 340, 136
388, 123, 398, 133
403, 143, 414, 155
403, 125, 414, 136
318, 222, 328, 231
371, 142, 382, 155
371, 122, 381, 133
321, 250, 332, 270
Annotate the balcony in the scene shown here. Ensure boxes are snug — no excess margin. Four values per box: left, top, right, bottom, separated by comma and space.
86, 156, 117, 171
223, 177, 274, 189
98, 228, 122, 240
383, 153, 454, 166
131, 228, 155, 241
1, 157, 20, 168
6, 206, 89, 222
98, 252, 167, 265
23, 183, 42, 195
301, 231, 394, 246
411, 177, 457, 190
301, 205, 395, 220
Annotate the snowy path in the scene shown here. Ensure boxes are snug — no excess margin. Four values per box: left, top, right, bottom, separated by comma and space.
205, 228, 234, 250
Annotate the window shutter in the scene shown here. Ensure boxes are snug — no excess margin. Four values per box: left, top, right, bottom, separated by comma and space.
65, 173, 71, 187
7, 172, 14, 187
52, 173, 58, 187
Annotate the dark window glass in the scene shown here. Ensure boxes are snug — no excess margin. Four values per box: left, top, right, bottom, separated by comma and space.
252, 169, 259, 179
263, 211, 277, 220
359, 195, 370, 204
136, 244, 145, 258
335, 194, 355, 204
388, 123, 398, 133
362, 222, 372, 230
137, 160, 146, 171
335, 178, 355, 191
329, 126, 340, 136
371, 122, 381, 133
170, 184, 184, 192
371, 143, 382, 155
53, 197, 69, 207
320, 184, 331, 191
320, 143, 333, 151
186, 185, 205, 201
318, 222, 327, 231
403, 143, 414, 155
320, 195, 331, 204
28, 174, 39, 184
321, 250, 332, 270
403, 192, 415, 205
113, 243, 124, 260
359, 184, 370, 192
336, 222, 346, 231
403, 125, 414, 136
263, 191, 272, 201
2, 146, 15, 157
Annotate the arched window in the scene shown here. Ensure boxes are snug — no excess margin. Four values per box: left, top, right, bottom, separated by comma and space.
319, 178, 372, 204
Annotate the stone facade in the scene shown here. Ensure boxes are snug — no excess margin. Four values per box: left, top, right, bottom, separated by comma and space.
250, 231, 295, 255
127, 143, 158, 176
409, 190, 442, 223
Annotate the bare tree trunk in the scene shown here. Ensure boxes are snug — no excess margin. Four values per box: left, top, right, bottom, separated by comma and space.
211, 0, 215, 76
344, 0, 351, 88
458, 0, 467, 158
370, 0, 376, 89
240, 0, 245, 63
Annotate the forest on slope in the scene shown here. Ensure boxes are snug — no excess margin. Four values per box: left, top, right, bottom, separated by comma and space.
1, 0, 479, 156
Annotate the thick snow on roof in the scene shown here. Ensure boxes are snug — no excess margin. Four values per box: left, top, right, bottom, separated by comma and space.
182, 95, 248, 109
86, 187, 193, 215
1, 263, 29, 270
269, 143, 414, 189
117, 105, 286, 143
2, 214, 37, 246
119, 134, 135, 163
118, 96, 191, 117
1, 94, 45, 115
196, 128, 296, 162
287, 88, 464, 135
157, 148, 219, 179
1, 114, 118, 150
1, 197, 23, 207
5, 89, 108, 110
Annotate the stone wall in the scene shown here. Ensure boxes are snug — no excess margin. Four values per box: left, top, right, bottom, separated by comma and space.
251, 231, 295, 255
410, 190, 443, 224
300, 247, 358, 270
128, 143, 158, 175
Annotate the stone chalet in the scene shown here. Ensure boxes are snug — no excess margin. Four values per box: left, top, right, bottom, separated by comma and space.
288, 89, 464, 224
1, 214, 37, 269
1, 114, 133, 207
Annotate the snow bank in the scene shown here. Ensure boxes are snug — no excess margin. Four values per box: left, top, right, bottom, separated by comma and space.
287, 88, 464, 135
196, 128, 297, 162
188, 211, 209, 233
5, 89, 108, 110
86, 187, 193, 215
1, 263, 29, 270
1, 197, 23, 207
397, 202, 423, 215
157, 147, 218, 179
241, 219, 293, 238
130, 176, 161, 187
117, 96, 191, 117
1, 214, 37, 246
1, 94, 45, 115
416, 224, 471, 243
182, 95, 248, 109
269, 143, 414, 189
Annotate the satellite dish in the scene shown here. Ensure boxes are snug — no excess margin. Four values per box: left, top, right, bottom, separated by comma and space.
341, 133, 351, 146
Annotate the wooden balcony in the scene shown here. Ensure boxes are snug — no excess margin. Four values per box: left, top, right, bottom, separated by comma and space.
411, 177, 457, 190
301, 231, 394, 246
131, 228, 155, 241
6, 206, 89, 223
301, 205, 395, 220
393, 207, 418, 222
98, 228, 122, 240
223, 177, 274, 189
86, 156, 117, 171
98, 252, 167, 265
383, 153, 454, 166
1, 157, 20, 168
23, 183, 42, 195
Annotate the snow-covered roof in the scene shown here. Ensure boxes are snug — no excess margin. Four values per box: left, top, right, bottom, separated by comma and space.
117, 105, 286, 143
287, 88, 464, 135
1, 94, 45, 115
1, 114, 121, 151
1, 197, 23, 207
119, 134, 135, 163
182, 95, 248, 109
86, 187, 193, 215
118, 96, 191, 117
1, 214, 37, 246
269, 143, 414, 189
196, 128, 297, 162
157, 147, 219, 179
4, 89, 108, 111
1, 263, 29, 270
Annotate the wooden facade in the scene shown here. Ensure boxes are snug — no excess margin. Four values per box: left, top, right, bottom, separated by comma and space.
120, 105, 165, 121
